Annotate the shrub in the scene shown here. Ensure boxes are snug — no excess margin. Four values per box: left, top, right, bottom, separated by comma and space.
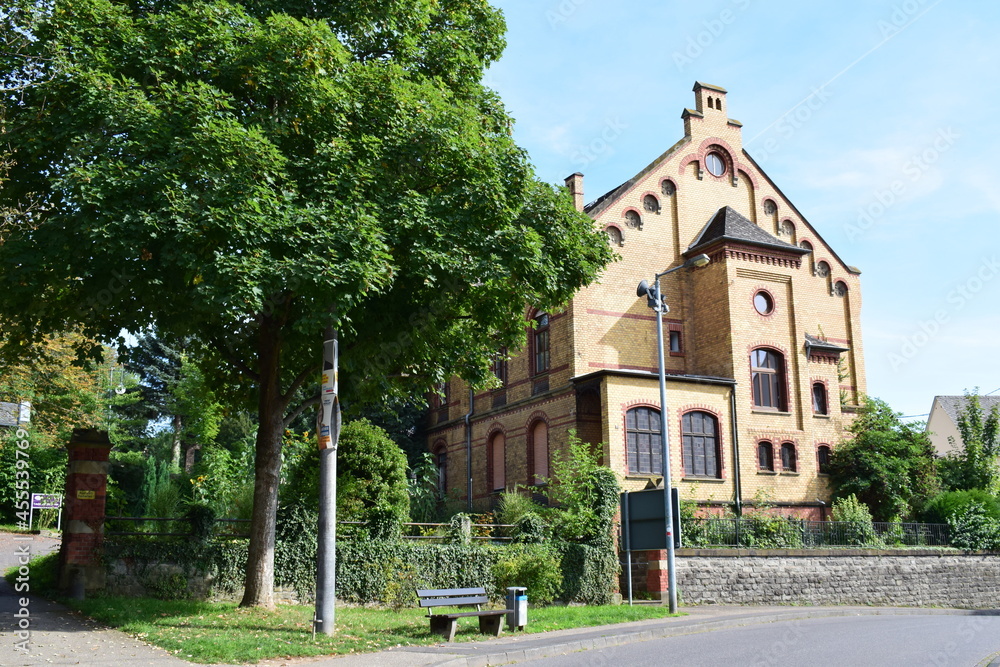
492, 545, 563, 605
740, 513, 804, 548
184, 503, 216, 542
496, 489, 542, 528
831, 494, 880, 546
947, 502, 1000, 551
921, 489, 1000, 524
511, 513, 548, 543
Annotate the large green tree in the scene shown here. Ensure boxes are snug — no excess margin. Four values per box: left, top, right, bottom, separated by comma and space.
827, 397, 939, 521
938, 390, 1000, 493
0, 1, 613, 606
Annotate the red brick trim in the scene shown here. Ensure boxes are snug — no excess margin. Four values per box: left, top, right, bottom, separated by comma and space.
586, 308, 682, 324
755, 438, 776, 471
751, 286, 778, 320
810, 379, 831, 415
761, 197, 779, 215
525, 413, 550, 485
660, 178, 678, 195
639, 191, 661, 213
747, 344, 793, 413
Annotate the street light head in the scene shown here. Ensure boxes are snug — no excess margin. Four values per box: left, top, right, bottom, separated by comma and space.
636, 279, 650, 299
686, 253, 711, 268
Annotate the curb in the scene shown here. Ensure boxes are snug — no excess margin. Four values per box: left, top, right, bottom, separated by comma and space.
429, 607, 1000, 667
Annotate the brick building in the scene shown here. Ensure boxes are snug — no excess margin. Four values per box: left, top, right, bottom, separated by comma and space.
426, 82, 865, 519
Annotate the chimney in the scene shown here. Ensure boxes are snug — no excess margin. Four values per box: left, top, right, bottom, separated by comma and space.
565, 172, 584, 212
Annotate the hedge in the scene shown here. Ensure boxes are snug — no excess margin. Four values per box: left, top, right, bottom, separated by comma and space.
102, 537, 617, 605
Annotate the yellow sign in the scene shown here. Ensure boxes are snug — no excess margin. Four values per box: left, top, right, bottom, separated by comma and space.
76, 489, 96, 500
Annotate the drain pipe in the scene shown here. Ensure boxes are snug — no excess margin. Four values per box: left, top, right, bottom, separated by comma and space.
465, 389, 474, 512
730, 386, 742, 516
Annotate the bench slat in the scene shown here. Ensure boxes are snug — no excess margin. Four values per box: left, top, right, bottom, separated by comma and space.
416, 587, 486, 597
420, 595, 489, 608
428, 610, 511, 619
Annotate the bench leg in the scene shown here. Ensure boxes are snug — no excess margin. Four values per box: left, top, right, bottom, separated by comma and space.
479, 614, 504, 637
430, 615, 458, 642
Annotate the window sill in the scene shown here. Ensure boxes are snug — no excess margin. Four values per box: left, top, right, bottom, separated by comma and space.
779, 471, 800, 476
752, 409, 792, 416
812, 413, 831, 419
681, 477, 725, 483
624, 475, 662, 482
756, 470, 778, 475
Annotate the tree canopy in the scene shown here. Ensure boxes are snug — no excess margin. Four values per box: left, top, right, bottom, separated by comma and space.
827, 396, 939, 521
938, 391, 1000, 493
0, 0, 614, 606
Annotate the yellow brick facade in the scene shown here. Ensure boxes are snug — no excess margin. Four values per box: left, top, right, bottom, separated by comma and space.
427, 83, 866, 518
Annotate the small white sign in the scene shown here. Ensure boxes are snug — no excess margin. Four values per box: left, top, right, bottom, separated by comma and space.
18, 402, 31, 424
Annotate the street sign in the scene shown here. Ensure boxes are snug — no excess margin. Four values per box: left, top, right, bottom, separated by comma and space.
620, 487, 682, 551
31, 494, 61, 509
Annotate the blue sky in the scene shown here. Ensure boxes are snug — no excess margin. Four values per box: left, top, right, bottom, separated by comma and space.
486, 0, 1000, 421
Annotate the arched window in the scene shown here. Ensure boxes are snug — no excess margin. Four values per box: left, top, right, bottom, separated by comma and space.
643, 194, 660, 213
800, 240, 814, 274
625, 406, 662, 475
812, 382, 828, 415
532, 312, 550, 375
661, 180, 676, 196
715, 98, 722, 110
434, 444, 448, 496
624, 210, 643, 230
751, 348, 787, 411
529, 420, 549, 485
780, 443, 797, 472
817, 444, 832, 474
489, 432, 506, 491
833, 280, 848, 297
682, 411, 720, 477
757, 441, 774, 471
605, 226, 623, 247
815, 260, 830, 278
763, 200, 777, 216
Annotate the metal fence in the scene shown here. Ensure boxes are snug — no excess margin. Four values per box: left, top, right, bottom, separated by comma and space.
104, 517, 514, 542
680, 517, 950, 549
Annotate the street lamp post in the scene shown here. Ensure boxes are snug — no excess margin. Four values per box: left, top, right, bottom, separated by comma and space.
636, 253, 710, 613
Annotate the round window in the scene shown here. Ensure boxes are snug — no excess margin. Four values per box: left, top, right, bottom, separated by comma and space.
753, 291, 774, 315
705, 152, 726, 177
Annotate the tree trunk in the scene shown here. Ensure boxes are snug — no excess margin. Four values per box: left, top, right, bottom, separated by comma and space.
240, 319, 287, 609
171, 414, 183, 470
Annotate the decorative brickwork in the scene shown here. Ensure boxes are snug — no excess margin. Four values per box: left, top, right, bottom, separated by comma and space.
427, 82, 866, 515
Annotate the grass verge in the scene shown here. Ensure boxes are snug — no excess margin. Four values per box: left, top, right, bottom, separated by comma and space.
64, 599, 680, 664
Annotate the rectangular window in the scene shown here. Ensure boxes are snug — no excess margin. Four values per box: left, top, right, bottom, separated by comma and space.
669, 330, 682, 353
626, 407, 662, 475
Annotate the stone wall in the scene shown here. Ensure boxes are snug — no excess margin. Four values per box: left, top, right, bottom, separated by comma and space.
674, 549, 1000, 608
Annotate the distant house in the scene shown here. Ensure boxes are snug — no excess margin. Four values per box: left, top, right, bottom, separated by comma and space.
926, 395, 1000, 456
0, 402, 20, 428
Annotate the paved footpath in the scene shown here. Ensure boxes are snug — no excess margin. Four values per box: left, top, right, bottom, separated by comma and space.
2, 532, 998, 666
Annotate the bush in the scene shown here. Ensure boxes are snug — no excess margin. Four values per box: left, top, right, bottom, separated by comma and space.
831, 494, 880, 547
921, 489, 1000, 524
496, 489, 542, 528
947, 502, 1000, 551
740, 514, 804, 548
184, 502, 216, 542
511, 513, 548, 543
492, 545, 563, 605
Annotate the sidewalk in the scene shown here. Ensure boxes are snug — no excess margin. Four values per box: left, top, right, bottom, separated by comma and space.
2, 533, 997, 667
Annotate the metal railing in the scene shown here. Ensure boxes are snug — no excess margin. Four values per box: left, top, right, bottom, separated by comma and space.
679, 517, 950, 549
105, 517, 515, 542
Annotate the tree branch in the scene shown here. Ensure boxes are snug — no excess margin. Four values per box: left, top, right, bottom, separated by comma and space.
208, 336, 259, 382
281, 362, 318, 404
283, 394, 320, 428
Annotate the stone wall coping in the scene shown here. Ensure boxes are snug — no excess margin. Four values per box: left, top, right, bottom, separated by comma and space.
674, 548, 991, 557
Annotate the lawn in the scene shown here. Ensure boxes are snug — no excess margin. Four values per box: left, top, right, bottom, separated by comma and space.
65, 596, 681, 664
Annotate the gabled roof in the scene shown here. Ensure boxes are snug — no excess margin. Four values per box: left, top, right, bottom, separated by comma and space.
685, 206, 810, 257
583, 136, 692, 218
931, 395, 1000, 425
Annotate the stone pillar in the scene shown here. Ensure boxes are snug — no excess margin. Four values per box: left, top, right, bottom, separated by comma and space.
645, 549, 670, 603
58, 429, 112, 592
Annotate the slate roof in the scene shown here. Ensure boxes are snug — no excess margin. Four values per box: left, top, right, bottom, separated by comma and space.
686, 206, 810, 257
0, 402, 19, 427
933, 395, 1000, 425
804, 334, 849, 353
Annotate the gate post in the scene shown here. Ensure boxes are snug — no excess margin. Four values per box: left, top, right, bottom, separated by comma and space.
58, 429, 112, 593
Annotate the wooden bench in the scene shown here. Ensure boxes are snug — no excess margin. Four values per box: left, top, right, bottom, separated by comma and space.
416, 587, 512, 642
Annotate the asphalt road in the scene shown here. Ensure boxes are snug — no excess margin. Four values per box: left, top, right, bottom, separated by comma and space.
518, 614, 1000, 667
